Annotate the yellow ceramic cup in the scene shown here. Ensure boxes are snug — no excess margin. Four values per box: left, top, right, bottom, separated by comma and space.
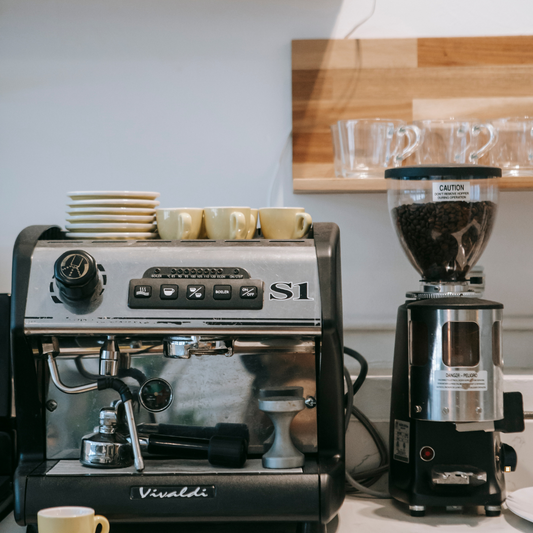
259, 208, 312, 239
37, 506, 109, 533
247, 209, 259, 239
156, 208, 204, 240
204, 207, 251, 240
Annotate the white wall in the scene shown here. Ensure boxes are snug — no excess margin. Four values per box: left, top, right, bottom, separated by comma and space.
2, 0, 533, 367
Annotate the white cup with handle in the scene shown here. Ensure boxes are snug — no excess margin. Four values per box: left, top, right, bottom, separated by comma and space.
37, 506, 109, 533
204, 207, 252, 240
156, 208, 204, 240
259, 208, 312, 239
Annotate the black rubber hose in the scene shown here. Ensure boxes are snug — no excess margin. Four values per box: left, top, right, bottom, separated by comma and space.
97, 377, 133, 403
75, 356, 148, 386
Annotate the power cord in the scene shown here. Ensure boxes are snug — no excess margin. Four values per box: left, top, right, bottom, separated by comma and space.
343, 0, 377, 40
344, 346, 391, 498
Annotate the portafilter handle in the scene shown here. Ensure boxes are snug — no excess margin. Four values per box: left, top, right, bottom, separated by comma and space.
136, 434, 247, 468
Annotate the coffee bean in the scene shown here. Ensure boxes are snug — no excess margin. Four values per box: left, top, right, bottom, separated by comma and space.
392, 200, 496, 281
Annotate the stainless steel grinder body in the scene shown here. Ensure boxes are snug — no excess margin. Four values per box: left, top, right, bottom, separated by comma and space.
389, 295, 523, 517
408, 298, 504, 424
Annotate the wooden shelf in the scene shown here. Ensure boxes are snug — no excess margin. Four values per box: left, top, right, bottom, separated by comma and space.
292, 36, 533, 194
293, 163, 533, 193
294, 177, 533, 194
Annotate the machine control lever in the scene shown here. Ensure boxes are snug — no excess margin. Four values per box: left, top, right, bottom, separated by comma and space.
258, 387, 305, 469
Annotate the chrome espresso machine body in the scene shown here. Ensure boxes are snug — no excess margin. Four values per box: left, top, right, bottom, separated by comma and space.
11, 223, 344, 529
385, 166, 524, 517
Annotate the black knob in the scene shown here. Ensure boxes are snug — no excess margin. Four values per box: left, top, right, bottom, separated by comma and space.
54, 250, 99, 301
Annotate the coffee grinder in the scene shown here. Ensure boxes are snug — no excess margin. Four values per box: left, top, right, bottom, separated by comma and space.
385, 165, 524, 517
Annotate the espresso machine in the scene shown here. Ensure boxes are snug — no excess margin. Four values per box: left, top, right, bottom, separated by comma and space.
385, 165, 524, 517
11, 223, 344, 531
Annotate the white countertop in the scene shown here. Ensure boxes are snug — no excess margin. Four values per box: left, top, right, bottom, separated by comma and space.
1, 495, 532, 532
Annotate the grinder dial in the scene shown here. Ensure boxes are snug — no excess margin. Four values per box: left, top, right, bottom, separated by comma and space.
54, 250, 99, 301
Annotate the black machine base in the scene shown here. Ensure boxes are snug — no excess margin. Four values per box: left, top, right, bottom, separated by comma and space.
25, 519, 329, 533
16, 459, 344, 527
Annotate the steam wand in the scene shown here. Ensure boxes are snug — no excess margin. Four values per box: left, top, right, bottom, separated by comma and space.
46, 352, 145, 471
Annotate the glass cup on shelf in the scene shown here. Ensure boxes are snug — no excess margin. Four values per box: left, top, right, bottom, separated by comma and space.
487, 117, 533, 177
412, 118, 497, 165
330, 119, 421, 178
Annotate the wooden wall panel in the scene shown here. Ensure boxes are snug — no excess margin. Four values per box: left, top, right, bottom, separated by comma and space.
292, 36, 533, 193
292, 39, 417, 70
412, 97, 533, 121
418, 36, 533, 67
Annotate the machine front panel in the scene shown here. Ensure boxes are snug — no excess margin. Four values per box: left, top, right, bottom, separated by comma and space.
24, 240, 322, 333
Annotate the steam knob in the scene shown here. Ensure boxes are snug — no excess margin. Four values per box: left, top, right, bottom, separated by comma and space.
54, 250, 99, 301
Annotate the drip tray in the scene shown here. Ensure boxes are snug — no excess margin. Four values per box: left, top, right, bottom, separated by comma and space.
46, 459, 303, 476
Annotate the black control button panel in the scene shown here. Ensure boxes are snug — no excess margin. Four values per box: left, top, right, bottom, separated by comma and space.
213, 285, 232, 300
160, 285, 178, 300
128, 278, 263, 310
134, 285, 152, 298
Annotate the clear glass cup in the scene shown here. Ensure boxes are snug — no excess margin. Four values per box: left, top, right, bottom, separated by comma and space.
412, 119, 497, 165
488, 117, 533, 177
330, 119, 421, 178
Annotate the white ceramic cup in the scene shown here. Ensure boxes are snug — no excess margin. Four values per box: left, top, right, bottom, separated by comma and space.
259, 208, 312, 239
156, 208, 204, 240
37, 506, 109, 533
204, 207, 252, 240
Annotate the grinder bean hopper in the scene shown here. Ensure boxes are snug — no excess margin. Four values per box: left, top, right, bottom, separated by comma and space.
385, 165, 524, 517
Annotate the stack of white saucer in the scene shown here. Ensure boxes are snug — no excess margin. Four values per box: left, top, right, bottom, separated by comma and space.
65, 191, 160, 239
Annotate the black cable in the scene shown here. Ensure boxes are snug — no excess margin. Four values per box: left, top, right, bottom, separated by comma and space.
344, 346, 368, 396
343, 368, 386, 488
343, 366, 354, 431
343, 346, 390, 497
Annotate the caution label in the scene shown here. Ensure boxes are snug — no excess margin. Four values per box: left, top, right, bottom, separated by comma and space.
393, 420, 410, 463
435, 370, 488, 391
432, 181, 471, 202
